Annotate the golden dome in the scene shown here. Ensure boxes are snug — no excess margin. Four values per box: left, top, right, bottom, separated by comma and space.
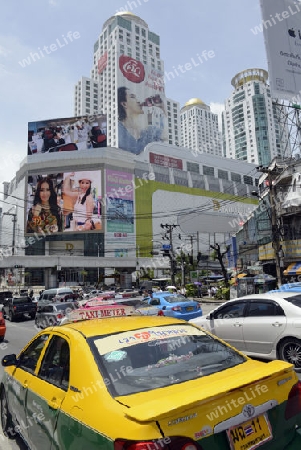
115, 11, 138, 17
184, 98, 206, 107
181, 98, 208, 112
113, 11, 148, 28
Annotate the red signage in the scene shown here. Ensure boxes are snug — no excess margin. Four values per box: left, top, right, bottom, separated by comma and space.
119, 55, 145, 83
98, 52, 108, 74
149, 152, 183, 169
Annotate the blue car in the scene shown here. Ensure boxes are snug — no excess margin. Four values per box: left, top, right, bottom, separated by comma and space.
269, 282, 301, 293
145, 292, 202, 320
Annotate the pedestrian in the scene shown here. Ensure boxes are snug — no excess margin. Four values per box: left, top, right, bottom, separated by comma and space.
197, 284, 202, 298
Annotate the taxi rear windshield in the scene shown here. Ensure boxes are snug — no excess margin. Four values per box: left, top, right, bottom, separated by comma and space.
161, 294, 189, 303
90, 324, 246, 396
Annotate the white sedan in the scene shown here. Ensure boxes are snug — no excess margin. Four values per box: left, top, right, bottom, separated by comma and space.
190, 292, 301, 370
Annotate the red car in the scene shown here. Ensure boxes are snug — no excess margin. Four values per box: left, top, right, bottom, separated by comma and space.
0, 311, 6, 342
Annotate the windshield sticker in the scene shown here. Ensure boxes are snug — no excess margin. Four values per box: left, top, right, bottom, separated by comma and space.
94, 325, 205, 355
105, 350, 128, 362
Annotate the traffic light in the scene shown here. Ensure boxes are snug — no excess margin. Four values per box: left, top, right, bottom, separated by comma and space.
14, 265, 23, 268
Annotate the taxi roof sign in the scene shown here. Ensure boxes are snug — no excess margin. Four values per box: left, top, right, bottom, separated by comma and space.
62, 304, 137, 324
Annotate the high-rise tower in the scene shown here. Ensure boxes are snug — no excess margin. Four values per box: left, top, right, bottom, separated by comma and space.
74, 12, 180, 150
222, 68, 290, 165
180, 98, 221, 156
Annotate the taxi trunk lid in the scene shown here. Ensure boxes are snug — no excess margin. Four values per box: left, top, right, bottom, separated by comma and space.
119, 359, 299, 440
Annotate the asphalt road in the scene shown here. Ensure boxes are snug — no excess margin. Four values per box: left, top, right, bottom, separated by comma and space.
0, 302, 300, 449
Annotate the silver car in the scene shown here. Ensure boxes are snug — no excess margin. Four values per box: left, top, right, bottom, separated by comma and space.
35, 302, 77, 328
190, 292, 301, 370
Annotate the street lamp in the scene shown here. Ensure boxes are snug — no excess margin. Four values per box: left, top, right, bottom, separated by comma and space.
95, 243, 102, 283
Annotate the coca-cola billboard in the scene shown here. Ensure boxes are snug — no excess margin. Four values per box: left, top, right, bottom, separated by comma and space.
119, 55, 145, 83
117, 54, 167, 155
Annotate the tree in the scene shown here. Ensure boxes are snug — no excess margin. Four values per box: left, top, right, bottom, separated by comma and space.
210, 243, 230, 288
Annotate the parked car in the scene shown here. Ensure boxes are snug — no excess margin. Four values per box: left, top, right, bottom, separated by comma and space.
1, 297, 37, 322
0, 291, 13, 305
144, 291, 202, 320
87, 289, 104, 299
190, 292, 301, 369
0, 312, 6, 342
39, 288, 75, 303
2, 311, 301, 449
269, 282, 301, 293
35, 302, 77, 328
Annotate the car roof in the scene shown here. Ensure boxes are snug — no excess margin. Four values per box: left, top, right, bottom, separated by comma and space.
223, 292, 301, 304
60, 315, 182, 338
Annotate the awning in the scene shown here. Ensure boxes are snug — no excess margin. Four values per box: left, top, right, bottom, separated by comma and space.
283, 262, 301, 276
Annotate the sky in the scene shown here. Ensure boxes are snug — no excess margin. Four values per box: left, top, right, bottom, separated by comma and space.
0, 0, 267, 187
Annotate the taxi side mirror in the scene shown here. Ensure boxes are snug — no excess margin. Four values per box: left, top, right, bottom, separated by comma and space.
2, 354, 17, 367
208, 312, 214, 320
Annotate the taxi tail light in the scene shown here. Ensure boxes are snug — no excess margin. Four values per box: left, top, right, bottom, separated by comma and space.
157, 310, 164, 316
285, 381, 301, 420
56, 313, 63, 319
115, 437, 202, 450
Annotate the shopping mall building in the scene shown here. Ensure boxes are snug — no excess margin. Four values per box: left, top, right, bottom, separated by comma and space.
0, 132, 258, 288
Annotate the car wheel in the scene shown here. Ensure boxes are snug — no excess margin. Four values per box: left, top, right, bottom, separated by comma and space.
8, 311, 14, 322
0, 388, 14, 439
279, 338, 301, 369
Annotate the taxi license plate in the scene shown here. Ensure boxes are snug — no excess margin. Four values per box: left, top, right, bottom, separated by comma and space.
226, 414, 272, 450
186, 307, 194, 311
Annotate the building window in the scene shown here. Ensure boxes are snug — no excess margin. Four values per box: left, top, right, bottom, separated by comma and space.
231, 172, 242, 183
203, 165, 214, 176
187, 162, 199, 173
218, 169, 228, 180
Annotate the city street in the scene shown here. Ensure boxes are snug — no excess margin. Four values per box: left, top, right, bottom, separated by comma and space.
0, 302, 300, 449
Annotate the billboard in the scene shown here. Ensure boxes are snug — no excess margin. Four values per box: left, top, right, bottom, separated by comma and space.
26, 170, 102, 234
260, 0, 301, 101
117, 54, 168, 154
28, 114, 107, 155
105, 169, 135, 250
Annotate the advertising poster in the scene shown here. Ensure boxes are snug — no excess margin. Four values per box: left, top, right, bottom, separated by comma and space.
26, 170, 102, 234
27, 114, 107, 155
260, 0, 301, 101
106, 169, 134, 235
117, 53, 168, 154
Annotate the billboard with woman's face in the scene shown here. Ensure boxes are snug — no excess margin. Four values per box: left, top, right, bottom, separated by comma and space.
26, 170, 102, 235
117, 54, 168, 155
27, 114, 107, 155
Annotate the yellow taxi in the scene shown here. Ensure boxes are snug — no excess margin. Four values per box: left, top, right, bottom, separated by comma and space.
1, 305, 301, 450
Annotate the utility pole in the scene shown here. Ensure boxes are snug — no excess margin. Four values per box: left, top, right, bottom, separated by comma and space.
160, 223, 179, 286
256, 166, 283, 286
3, 208, 17, 255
